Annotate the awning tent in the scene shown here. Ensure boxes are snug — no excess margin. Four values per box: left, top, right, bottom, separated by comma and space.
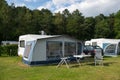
18, 34, 83, 65
85, 38, 120, 57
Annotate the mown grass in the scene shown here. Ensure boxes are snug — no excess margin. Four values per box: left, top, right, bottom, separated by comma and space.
0, 56, 120, 80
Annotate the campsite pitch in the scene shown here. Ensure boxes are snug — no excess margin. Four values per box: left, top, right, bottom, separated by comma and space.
0, 56, 120, 80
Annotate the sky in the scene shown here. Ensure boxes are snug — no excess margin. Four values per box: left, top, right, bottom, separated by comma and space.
5, 0, 120, 17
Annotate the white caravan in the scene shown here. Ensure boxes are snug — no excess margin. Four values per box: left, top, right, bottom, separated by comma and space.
18, 34, 55, 57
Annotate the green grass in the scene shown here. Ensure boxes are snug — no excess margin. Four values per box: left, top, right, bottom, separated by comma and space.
0, 56, 120, 80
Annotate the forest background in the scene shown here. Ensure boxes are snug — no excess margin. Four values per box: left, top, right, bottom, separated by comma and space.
1, 0, 120, 42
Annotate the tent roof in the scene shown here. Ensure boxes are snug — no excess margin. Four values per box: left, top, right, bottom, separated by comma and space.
90, 38, 120, 43
19, 34, 62, 41
19, 34, 80, 41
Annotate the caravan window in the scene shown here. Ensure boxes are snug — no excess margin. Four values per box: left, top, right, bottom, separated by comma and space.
20, 40, 25, 47
92, 42, 97, 46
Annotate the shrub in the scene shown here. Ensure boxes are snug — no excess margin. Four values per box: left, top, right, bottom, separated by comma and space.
0, 46, 3, 56
0, 44, 18, 56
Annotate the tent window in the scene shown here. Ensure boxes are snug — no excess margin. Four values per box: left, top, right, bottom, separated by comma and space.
64, 42, 76, 56
104, 44, 116, 55
20, 40, 25, 48
46, 41, 62, 60
24, 43, 32, 58
118, 43, 120, 54
77, 42, 82, 55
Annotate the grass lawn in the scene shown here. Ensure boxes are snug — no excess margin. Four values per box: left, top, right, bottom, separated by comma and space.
0, 56, 120, 80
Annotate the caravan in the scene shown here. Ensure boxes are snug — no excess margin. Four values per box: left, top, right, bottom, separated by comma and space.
18, 34, 83, 65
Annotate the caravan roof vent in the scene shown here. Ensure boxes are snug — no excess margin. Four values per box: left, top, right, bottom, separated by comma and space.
39, 30, 46, 35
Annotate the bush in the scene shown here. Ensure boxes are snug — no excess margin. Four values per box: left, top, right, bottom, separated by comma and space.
0, 46, 3, 56
0, 44, 18, 56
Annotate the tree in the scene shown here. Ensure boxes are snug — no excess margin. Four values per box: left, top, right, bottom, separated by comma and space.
7, 3, 21, 40
82, 17, 95, 40
53, 9, 70, 34
1, 0, 120, 41
66, 9, 84, 40
14, 7, 33, 36
114, 10, 120, 38
95, 14, 105, 23
94, 20, 110, 38
0, 0, 10, 41
39, 9, 54, 35
107, 13, 115, 38
31, 9, 43, 34
54, 12, 65, 34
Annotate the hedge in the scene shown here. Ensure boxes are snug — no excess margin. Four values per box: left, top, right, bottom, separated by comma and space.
0, 44, 18, 56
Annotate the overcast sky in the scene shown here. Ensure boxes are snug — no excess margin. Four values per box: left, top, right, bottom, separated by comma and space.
6, 0, 120, 17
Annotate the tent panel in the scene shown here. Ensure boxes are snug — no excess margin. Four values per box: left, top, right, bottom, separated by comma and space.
23, 41, 36, 61
32, 40, 46, 61
104, 44, 117, 56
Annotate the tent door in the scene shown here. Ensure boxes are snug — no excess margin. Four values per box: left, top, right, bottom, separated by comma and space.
23, 41, 36, 60
117, 42, 120, 55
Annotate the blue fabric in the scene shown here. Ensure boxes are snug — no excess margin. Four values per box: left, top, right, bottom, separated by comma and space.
103, 43, 110, 49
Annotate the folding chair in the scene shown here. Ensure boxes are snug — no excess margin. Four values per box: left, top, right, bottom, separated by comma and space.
94, 51, 103, 66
